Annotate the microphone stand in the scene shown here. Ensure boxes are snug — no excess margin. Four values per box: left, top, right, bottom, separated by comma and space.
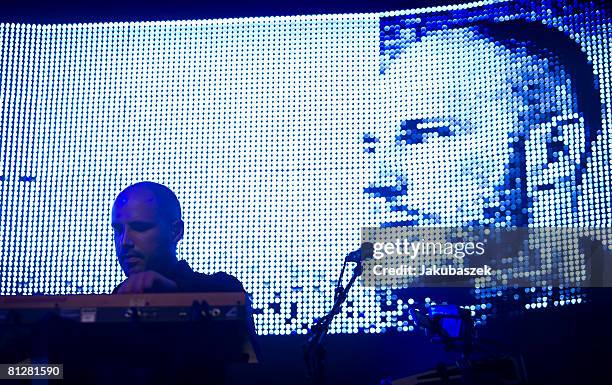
304, 256, 363, 385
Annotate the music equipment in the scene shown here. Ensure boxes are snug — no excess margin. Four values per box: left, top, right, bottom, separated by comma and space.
0, 292, 247, 324
0, 293, 258, 385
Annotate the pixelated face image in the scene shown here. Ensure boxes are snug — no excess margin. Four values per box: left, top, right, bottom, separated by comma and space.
111, 188, 175, 276
365, 26, 585, 227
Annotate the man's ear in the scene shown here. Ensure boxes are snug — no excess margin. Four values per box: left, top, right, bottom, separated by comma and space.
525, 114, 585, 191
170, 219, 184, 243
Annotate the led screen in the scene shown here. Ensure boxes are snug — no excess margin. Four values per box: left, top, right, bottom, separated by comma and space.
1, 0, 610, 335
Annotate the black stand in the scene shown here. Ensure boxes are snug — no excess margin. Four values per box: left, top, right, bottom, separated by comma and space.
303, 258, 362, 385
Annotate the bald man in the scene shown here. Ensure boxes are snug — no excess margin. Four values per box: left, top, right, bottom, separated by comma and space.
111, 181, 244, 294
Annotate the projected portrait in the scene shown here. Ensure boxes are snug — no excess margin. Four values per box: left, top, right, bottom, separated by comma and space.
361, 13, 611, 299
366, 18, 600, 229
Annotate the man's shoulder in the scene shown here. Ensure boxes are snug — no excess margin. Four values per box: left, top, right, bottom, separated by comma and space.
111, 261, 246, 294
174, 261, 245, 293
189, 271, 245, 293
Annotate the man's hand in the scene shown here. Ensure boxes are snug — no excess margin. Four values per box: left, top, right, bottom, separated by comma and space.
117, 271, 178, 294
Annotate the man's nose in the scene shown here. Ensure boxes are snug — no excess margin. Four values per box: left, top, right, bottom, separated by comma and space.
364, 126, 413, 201
118, 229, 134, 248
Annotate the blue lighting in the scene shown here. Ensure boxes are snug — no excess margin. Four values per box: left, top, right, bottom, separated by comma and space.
1, 0, 610, 335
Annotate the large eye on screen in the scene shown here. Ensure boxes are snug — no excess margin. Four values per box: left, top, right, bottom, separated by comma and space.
395, 119, 455, 145
364, 118, 457, 153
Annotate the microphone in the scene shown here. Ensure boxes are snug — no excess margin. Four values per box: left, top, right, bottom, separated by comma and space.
345, 242, 374, 263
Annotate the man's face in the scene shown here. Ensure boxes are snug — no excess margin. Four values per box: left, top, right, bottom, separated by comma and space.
366, 29, 518, 226
111, 188, 174, 276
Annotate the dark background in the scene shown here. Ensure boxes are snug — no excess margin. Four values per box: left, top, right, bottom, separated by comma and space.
248, 292, 611, 385
2, 0, 476, 23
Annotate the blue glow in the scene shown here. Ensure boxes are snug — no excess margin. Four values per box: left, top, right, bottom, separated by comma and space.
0, 0, 611, 335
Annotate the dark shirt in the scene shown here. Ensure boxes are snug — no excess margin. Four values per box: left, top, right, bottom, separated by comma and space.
111, 259, 259, 362
112, 260, 245, 294
107, 260, 257, 382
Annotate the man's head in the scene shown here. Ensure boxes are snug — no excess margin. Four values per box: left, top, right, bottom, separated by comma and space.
365, 17, 599, 227
112, 182, 184, 276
